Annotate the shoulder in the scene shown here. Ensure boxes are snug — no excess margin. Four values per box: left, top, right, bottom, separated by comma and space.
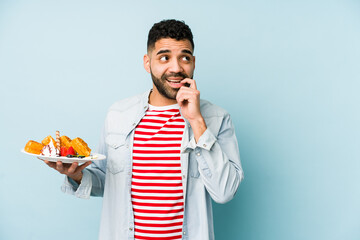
109, 94, 142, 112
199, 99, 233, 136
200, 99, 229, 118
104, 91, 150, 134
108, 90, 149, 113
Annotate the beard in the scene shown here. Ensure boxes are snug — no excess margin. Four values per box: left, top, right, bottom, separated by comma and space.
151, 71, 192, 100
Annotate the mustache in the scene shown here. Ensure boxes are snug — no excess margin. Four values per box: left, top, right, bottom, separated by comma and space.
162, 72, 189, 80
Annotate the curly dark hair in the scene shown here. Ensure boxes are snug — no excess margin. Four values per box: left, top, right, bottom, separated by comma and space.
147, 19, 194, 51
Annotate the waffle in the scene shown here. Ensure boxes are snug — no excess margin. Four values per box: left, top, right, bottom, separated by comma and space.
71, 137, 91, 157
24, 140, 44, 154
60, 135, 72, 148
41, 135, 56, 146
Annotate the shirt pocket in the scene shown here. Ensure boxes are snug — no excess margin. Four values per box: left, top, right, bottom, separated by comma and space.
189, 152, 200, 178
105, 134, 128, 174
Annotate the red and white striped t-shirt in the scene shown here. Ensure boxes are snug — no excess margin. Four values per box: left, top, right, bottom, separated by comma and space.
131, 104, 185, 240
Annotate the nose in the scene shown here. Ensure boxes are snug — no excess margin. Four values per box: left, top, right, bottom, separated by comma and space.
168, 58, 183, 73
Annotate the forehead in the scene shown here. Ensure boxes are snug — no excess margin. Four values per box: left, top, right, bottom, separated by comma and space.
152, 38, 193, 54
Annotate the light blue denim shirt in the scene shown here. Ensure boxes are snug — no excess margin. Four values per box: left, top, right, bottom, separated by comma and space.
62, 90, 244, 240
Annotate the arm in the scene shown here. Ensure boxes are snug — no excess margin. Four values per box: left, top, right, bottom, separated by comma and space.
59, 125, 108, 199
176, 78, 243, 203
192, 113, 243, 203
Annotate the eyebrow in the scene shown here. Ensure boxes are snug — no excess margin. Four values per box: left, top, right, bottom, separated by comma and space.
156, 49, 193, 55
182, 49, 193, 55
156, 50, 170, 55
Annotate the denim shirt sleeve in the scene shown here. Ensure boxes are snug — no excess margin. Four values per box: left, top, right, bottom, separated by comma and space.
190, 113, 244, 203
61, 169, 93, 199
61, 125, 108, 199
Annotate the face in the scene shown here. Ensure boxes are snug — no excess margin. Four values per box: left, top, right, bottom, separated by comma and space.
144, 38, 195, 100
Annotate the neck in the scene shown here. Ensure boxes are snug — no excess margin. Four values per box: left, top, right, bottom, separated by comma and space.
148, 87, 177, 106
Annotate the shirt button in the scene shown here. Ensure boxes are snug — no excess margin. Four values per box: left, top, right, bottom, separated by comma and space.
188, 124, 191, 128
128, 172, 131, 175
203, 144, 207, 148
112, 144, 117, 148
144, 106, 147, 109
133, 123, 136, 126
196, 152, 201, 156
183, 231, 186, 235
182, 175, 186, 179
129, 227, 133, 231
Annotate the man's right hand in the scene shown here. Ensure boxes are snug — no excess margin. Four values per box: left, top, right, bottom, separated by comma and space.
43, 160, 92, 184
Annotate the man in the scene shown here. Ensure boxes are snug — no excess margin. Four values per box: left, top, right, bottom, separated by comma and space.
45, 19, 244, 240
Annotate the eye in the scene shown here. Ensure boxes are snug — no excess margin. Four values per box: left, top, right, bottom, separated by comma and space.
160, 56, 169, 61
182, 56, 191, 62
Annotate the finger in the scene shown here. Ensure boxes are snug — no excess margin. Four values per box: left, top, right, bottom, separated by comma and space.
179, 85, 196, 93
56, 161, 64, 173
176, 87, 192, 101
44, 160, 56, 169
62, 163, 73, 168
39, 157, 48, 163
78, 161, 92, 171
177, 86, 199, 98
177, 90, 199, 103
176, 92, 192, 107
180, 78, 197, 89
67, 162, 79, 174
176, 92, 186, 106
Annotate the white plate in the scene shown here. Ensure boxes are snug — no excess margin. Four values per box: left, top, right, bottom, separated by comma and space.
21, 149, 106, 163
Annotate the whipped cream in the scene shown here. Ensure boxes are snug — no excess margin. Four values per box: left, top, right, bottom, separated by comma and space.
41, 140, 59, 157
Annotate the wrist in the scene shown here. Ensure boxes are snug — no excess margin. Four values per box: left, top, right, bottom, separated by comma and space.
189, 117, 207, 143
69, 172, 83, 185
188, 117, 205, 128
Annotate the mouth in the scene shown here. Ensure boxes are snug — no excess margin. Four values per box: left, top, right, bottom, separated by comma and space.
166, 78, 184, 88
166, 79, 182, 83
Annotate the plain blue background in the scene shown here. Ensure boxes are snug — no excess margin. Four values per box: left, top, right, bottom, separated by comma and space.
1, 0, 359, 239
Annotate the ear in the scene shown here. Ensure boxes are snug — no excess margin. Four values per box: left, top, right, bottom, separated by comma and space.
143, 54, 151, 73
193, 55, 196, 70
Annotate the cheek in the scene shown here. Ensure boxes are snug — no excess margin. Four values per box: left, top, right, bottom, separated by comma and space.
150, 63, 166, 76
184, 64, 195, 76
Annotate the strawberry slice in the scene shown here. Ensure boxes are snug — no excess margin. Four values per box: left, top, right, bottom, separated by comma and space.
66, 146, 76, 156
60, 146, 68, 156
